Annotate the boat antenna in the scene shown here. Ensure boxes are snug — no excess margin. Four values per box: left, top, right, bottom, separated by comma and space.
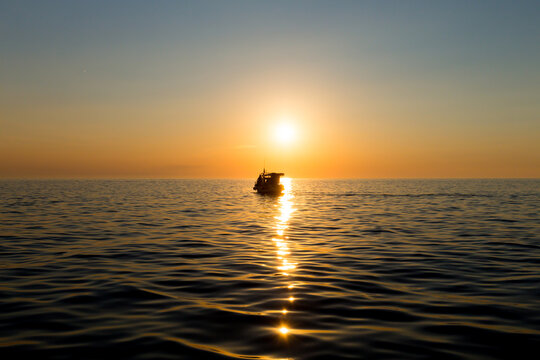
263, 157, 266, 173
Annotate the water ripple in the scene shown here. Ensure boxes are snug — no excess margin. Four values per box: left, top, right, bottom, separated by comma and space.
1, 179, 539, 359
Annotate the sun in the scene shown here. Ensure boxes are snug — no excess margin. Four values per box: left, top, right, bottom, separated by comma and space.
274, 121, 296, 145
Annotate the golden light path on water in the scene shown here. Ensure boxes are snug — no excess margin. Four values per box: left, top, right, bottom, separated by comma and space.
272, 178, 297, 338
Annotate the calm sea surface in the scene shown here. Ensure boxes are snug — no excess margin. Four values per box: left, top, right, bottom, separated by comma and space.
1, 179, 539, 359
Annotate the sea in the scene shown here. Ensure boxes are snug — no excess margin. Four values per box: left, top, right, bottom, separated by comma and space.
1, 179, 539, 360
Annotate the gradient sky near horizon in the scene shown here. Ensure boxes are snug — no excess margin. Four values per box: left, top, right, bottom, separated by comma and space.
2, 0, 539, 178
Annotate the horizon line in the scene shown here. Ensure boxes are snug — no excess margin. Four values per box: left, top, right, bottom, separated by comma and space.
1, 177, 539, 181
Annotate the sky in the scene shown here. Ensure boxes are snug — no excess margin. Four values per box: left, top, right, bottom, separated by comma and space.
1, 0, 539, 178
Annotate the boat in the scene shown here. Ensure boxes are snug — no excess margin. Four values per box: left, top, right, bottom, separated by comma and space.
253, 169, 285, 194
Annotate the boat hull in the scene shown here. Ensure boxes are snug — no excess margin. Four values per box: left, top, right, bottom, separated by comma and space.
253, 184, 284, 195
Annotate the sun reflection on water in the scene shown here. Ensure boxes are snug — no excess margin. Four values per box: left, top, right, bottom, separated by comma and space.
272, 177, 298, 338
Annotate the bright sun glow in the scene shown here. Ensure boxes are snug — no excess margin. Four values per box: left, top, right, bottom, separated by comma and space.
274, 121, 296, 144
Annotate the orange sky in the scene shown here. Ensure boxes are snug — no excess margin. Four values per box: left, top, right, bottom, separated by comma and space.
2, 91, 538, 178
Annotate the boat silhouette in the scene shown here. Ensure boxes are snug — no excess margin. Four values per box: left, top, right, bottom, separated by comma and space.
253, 169, 285, 194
